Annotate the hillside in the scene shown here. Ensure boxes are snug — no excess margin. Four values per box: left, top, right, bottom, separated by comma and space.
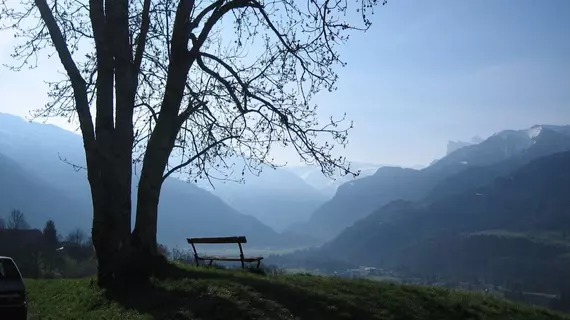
157, 178, 287, 248
0, 112, 92, 205
290, 166, 429, 240
320, 151, 570, 295
25, 265, 569, 320
196, 162, 327, 232
291, 124, 570, 242
286, 161, 382, 198
0, 113, 294, 249
0, 151, 89, 232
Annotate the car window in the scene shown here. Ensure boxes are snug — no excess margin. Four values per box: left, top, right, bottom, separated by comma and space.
0, 258, 21, 279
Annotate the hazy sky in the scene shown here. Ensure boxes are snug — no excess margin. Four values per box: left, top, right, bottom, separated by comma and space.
1, 0, 569, 168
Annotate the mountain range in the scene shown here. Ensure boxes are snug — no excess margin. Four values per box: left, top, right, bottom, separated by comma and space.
194, 161, 328, 232
0, 150, 89, 231
289, 124, 570, 243
0, 113, 322, 248
286, 162, 383, 198
3, 110, 570, 279
264, 123, 570, 300
319, 149, 570, 293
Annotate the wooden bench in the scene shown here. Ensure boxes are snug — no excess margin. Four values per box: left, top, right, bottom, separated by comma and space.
186, 236, 263, 269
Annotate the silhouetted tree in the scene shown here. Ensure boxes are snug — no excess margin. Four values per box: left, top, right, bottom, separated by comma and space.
42, 220, 59, 248
7, 209, 30, 230
41, 220, 63, 276
66, 228, 87, 246
1, 0, 384, 285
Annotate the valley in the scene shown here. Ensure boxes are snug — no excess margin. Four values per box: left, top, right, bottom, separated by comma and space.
2, 112, 570, 313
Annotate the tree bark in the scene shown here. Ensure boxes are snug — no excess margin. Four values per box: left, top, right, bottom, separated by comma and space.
128, 0, 194, 277
88, 153, 132, 286
86, 0, 136, 286
130, 117, 181, 279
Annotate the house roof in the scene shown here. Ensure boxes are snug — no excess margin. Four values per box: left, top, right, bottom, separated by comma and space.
0, 229, 43, 246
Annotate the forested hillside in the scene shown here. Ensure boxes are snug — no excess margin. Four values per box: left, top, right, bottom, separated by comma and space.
321, 151, 570, 297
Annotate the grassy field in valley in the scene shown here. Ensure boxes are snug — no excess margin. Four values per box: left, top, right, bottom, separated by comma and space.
25, 264, 570, 320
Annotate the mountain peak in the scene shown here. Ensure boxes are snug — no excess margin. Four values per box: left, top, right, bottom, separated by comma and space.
525, 125, 543, 139
446, 136, 484, 155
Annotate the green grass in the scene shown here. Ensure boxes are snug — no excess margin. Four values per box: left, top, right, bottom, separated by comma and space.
25, 264, 569, 320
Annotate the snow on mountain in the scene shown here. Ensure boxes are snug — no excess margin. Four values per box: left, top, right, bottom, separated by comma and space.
526, 126, 543, 139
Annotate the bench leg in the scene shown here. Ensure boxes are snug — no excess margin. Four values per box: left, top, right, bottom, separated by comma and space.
256, 260, 261, 269
194, 254, 199, 267
209, 260, 213, 267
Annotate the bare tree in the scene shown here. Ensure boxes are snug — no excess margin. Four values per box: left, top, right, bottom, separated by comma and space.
7, 209, 31, 230
64, 228, 94, 264
65, 228, 87, 246
1, 0, 384, 285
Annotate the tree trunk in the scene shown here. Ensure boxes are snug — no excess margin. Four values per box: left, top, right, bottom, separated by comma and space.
129, 177, 162, 280
88, 154, 132, 286
129, 115, 181, 279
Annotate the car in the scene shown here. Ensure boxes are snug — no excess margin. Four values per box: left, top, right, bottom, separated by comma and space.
0, 256, 27, 320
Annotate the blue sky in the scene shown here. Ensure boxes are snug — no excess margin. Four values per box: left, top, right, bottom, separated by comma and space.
1, 0, 569, 168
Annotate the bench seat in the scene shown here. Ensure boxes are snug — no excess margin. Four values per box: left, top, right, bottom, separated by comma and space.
197, 256, 263, 263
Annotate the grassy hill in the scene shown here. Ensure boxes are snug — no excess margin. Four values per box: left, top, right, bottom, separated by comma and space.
25, 265, 568, 320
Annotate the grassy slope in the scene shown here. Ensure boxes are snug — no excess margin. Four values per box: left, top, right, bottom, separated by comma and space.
26, 265, 569, 320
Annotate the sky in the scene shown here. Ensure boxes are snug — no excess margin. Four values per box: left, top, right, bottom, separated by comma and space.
1, 0, 569, 168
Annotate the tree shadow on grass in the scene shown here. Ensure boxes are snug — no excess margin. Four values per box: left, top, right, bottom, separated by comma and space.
105, 264, 381, 320
104, 279, 291, 320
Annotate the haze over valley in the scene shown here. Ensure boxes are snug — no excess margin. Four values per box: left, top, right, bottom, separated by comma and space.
3, 113, 570, 288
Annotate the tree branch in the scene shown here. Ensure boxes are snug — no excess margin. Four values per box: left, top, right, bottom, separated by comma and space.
134, 0, 151, 76
34, 0, 95, 147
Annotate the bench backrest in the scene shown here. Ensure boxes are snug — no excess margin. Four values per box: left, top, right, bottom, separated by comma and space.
187, 236, 247, 244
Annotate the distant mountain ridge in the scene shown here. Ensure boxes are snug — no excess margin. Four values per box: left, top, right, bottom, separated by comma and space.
290, 124, 570, 242
446, 136, 483, 155
319, 150, 570, 294
427, 125, 570, 202
0, 150, 90, 232
431, 125, 570, 170
286, 161, 383, 198
0, 113, 305, 248
195, 160, 327, 232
